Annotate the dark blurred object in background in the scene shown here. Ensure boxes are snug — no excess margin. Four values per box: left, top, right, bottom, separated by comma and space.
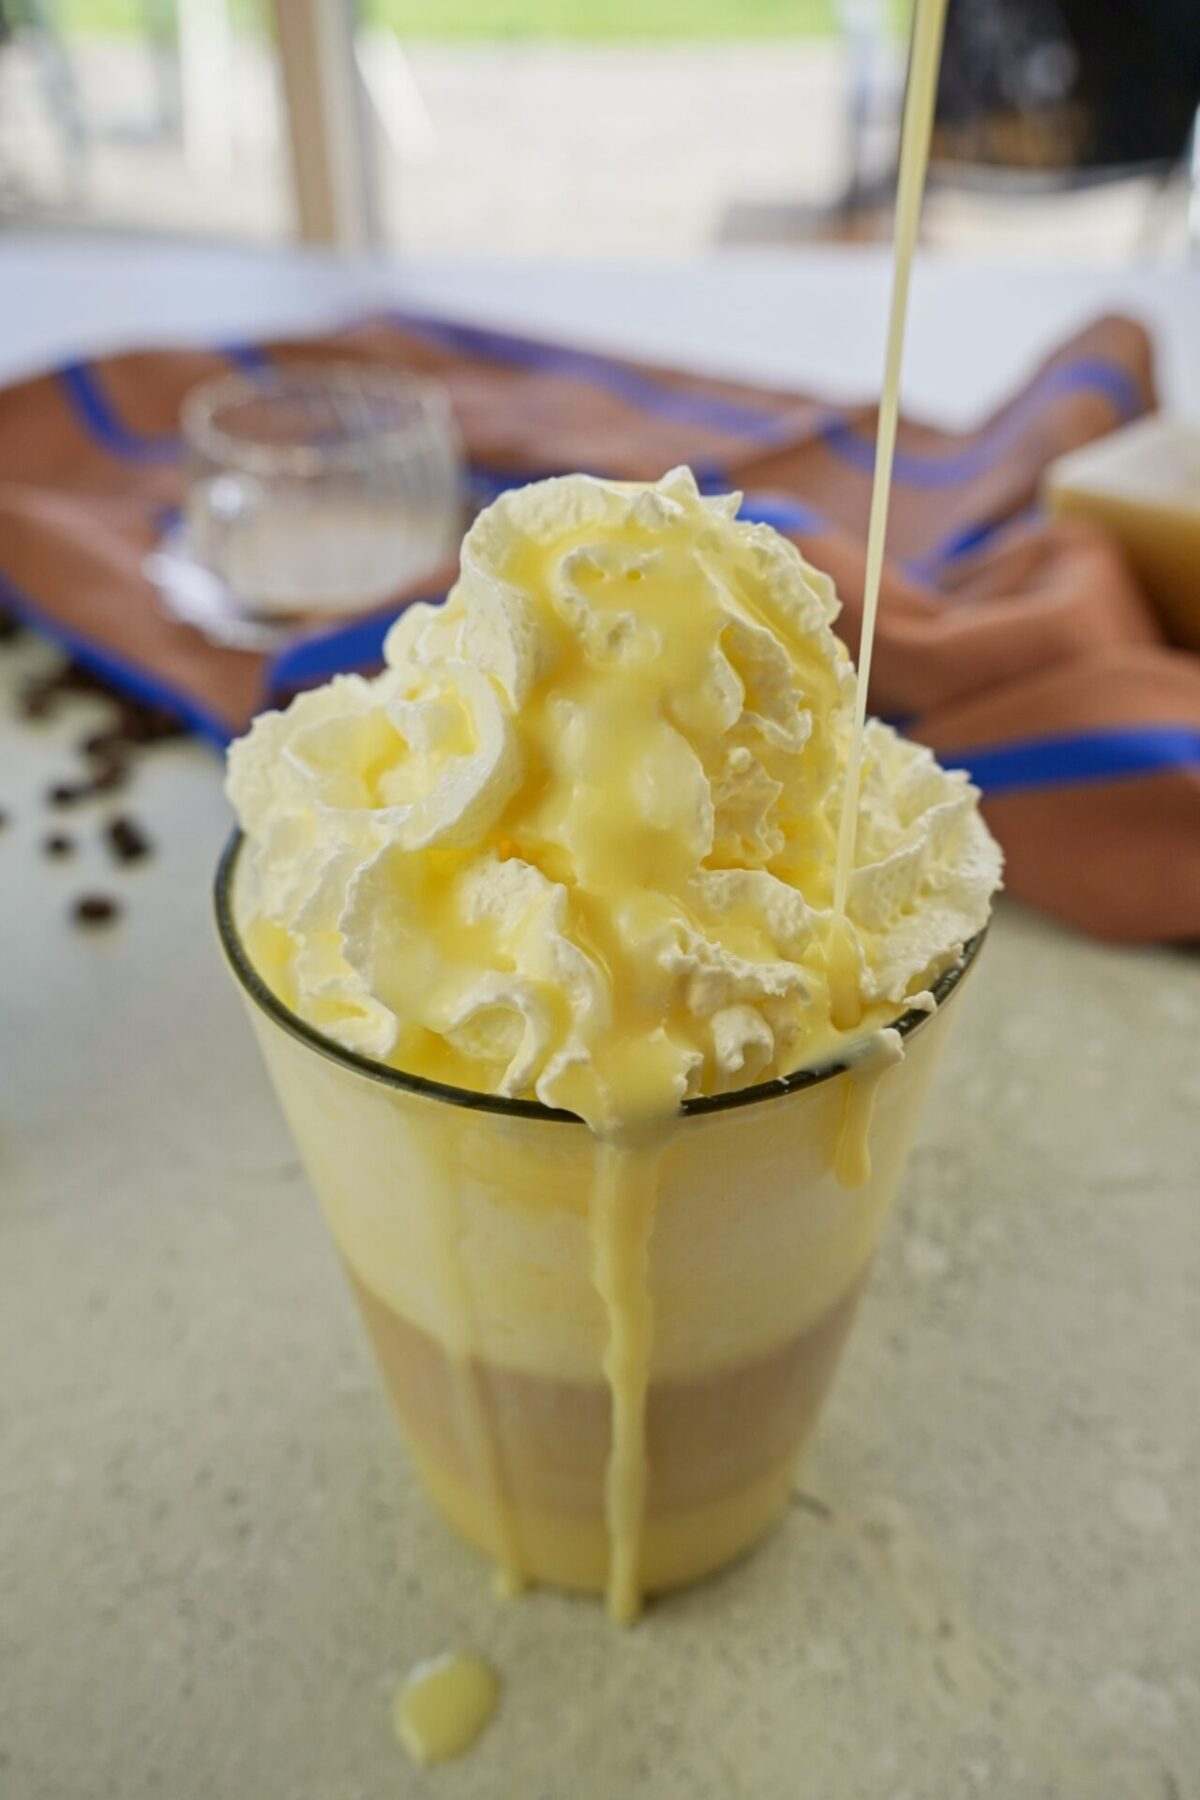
935, 0, 1200, 176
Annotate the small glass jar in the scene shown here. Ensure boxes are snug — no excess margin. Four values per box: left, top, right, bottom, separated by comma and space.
182, 363, 462, 620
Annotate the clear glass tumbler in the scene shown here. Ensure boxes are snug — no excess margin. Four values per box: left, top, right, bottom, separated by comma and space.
182, 363, 462, 619
216, 833, 983, 1603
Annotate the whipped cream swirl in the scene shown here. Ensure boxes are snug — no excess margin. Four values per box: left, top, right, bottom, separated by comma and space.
228, 467, 1001, 1133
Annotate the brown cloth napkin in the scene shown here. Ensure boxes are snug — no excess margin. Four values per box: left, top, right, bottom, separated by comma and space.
1, 309, 1197, 943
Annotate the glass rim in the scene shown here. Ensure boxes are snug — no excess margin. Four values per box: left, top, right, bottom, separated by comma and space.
181, 362, 459, 480
215, 828, 985, 1126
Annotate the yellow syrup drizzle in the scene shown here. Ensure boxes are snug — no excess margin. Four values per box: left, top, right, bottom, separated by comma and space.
834, 1072, 881, 1190
417, 1116, 526, 1597
825, 913, 866, 1034
590, 1136, 666, 1624
833, 1032, 903, 1189
830, 0, 949, 929
824, 0, 949, 1189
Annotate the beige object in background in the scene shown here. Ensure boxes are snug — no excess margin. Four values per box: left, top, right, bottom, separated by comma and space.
1045, 414, 1200, 653
217, 838, 982, 1606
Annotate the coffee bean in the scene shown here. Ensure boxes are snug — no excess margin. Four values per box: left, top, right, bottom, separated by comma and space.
44, 833, 74, 858
89, 761, 129, 796
20, 686, 55, 721
105, 816, 152, 864
72, 894, 120, 928
81, 729, 124, 760
49, 783, 84, 808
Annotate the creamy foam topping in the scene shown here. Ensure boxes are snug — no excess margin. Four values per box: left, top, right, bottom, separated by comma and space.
228, 467, 1001, 1134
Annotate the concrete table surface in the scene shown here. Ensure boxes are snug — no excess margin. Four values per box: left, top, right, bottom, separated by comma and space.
1, 240, 1198, 1800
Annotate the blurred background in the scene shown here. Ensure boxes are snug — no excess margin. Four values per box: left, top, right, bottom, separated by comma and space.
1, 0, 1198, 262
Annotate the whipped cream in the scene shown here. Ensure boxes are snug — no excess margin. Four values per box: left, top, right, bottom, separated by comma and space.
227, 467, 1001, 1133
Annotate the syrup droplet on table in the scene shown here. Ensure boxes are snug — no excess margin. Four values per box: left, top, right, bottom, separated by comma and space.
392, 1652, 500, 1767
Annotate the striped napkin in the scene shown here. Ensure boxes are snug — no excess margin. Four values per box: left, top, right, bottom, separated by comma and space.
0, 310, 1196, 943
